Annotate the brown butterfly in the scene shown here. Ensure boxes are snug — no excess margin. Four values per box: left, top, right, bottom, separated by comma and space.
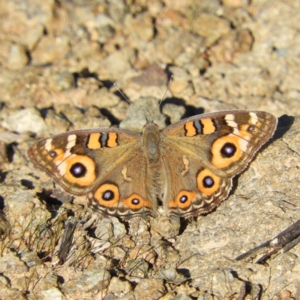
28, 110, 277, 218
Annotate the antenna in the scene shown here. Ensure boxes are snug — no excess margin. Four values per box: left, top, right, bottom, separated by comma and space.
113, 83, 131, 105
158, 74, 173, 107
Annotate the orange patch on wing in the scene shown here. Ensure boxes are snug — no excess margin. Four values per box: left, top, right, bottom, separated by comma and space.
201, 118, 216, 134
107, 132, 118, 147
197, 169, 220, 196
211, 136, 242, 168
184, 122, 197, 137
87, 133, 101, 149
239, 124, 255, 138
169, 190, 196, 209
123, 194, 151, 210
94, 183, 120, 207
254, 119, 262, 127
52, 149, 66, 163
240, 124, 252, 137
64, 155, 96, 186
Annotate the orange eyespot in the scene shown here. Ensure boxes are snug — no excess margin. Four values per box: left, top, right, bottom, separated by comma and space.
64, 155, 96, 186
197, 169, 220, 196
94, 184, 120, 207
170, 190, 196, 209
211, 136, 242, 169
123, 194, 151, 209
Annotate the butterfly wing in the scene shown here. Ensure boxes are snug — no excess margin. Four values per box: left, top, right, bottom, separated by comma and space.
28, 128, 156, 218
161, 110, 277, 217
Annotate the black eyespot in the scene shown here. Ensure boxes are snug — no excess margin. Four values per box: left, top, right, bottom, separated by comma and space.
70, 163, 87, 178
221, 142, 236, 158
203, 176, 214, 188
102, 190, 114, 201
132, 198, 140, 205
180, 195, 188, 203
247, 125, 255, 132
49, 151, 57, 158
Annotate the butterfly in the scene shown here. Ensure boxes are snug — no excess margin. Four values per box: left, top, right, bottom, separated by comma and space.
28, 110, 277, 218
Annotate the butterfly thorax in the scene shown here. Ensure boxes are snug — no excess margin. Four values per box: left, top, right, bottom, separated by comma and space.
142, 121, 161, 163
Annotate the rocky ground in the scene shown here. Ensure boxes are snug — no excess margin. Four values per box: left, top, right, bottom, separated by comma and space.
0, 0, 300, 299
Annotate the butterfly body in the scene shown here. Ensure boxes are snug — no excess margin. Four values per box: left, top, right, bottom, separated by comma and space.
28, 110, 277, 218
